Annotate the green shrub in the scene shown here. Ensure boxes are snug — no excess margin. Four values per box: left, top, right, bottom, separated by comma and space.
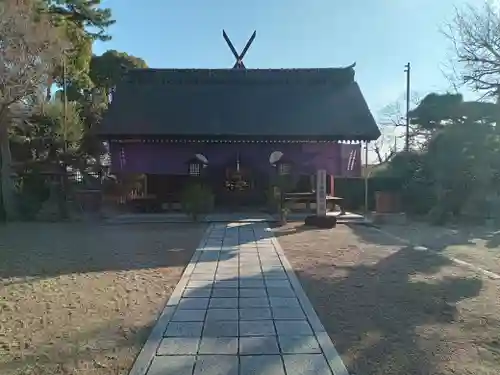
334, 177, 404, 211
181, 183, 214, 221
15, 170, 51, 220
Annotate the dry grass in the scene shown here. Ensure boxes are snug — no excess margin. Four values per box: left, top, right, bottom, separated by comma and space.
0, 222, 206, 375
274, 222, 500, 375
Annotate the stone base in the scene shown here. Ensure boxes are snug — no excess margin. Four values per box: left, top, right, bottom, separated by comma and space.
371, 212, 407, 225
304, 215, 337, 229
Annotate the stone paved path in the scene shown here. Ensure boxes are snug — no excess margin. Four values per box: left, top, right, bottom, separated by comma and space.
129, 222, 348, 375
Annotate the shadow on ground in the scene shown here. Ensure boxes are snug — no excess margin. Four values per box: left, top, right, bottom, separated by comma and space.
0, 221, 488, 375
0, 321, 155, 375
0, 222, 218, 281
351, 220, 500, 252
273, 222, 490, 375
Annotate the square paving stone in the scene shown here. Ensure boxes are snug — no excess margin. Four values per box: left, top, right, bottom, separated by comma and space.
215, 270, 238, 276
215, 266, 238, 272
209, 297, 238, 309
239, 336, 279, 355
157, 337, 200, 355
213, 280, 238, 288
190, 272, 216, 278
239, 355, 285, 375
164, 321, 203, 337
259, 255, 281, 260
239, 307, 272, 320
216, 263, 238, 268
203, 320, 238, 337
182, 288, 212, 298
272, 306, 306, 320
240, 253, 258, 257
186, 281, 213, 289
239, 279, 265, 288
278, 335, 322, 354
198, 337, 238, 354
264, 272, 288, 280
275, 320, 313, 336
267, 287, 295, 297
265, 280, 291, 288
269, 297, 300, 309
147, 355, 196, 375
282, 354, 333, 375
239, 261, 260, 266
240, 267, 261, 273
239, 260, 260, 266
178, 298, 209, 310
261, 266, 284, 273
239, 297, 269, 308
217, 263, 239, 268
206, 308, 238, 321
221, 265, 239, 270
242, 275, 264, 281
171, 309, 206, 322
215, 273, 237, 281
193, 265, 217, 272
198, 254, 220, 262
261, 264, 283, 270
190, 274, 215, 281
239, 320, 276, 336
239, 270, 263, 276
240, 288, 267, 298
212, 288, 239, 298
194, 355, 239, 375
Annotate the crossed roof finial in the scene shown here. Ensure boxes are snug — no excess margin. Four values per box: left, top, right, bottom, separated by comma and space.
222, 30, 256, 69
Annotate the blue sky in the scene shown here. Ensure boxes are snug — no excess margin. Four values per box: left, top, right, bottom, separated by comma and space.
95, 0, 482, 119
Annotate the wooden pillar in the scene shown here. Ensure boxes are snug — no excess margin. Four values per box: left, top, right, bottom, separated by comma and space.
330, 175, 335, 197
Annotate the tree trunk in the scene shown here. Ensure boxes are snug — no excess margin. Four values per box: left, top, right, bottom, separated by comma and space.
0, 122, 18, 220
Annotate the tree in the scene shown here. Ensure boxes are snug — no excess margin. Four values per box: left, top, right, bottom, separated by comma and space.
90, 50, 148, 97
410, 92, 500, 129
382, 92, 500, 222
444, 1, 500, 98
43, 0, 115, 101
44, 0, 114, 41
0, 0, 68, 220
373, 92, 421, 163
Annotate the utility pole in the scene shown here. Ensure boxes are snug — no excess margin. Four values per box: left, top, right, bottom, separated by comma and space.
61, 52, 69, 218
404, 62, 411, 152
62, 51, 67, 154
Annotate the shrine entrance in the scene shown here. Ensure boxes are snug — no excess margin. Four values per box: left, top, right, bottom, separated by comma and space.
207, 155, 268, 209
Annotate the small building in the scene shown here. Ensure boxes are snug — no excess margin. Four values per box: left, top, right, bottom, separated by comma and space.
98, 65, 380, 209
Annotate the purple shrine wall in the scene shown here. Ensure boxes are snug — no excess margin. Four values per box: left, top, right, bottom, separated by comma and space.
109, 142, 361, 177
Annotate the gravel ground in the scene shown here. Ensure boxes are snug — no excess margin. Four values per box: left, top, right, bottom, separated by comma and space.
273, 222, 500, 375
0, 222, 206, 375
376, 221, 500, 276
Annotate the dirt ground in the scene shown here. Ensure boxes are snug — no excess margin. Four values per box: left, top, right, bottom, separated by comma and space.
273, 222, 500, 375
376, 221, 500, 276
0, 222, 206, 375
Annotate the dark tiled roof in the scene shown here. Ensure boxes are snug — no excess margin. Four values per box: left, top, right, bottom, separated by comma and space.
99, 67, 380, 141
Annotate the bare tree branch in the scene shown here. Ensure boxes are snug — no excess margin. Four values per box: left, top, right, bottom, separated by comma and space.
443, 1, 500, 98
0, 0, 70, 220
0, 0, 69, 116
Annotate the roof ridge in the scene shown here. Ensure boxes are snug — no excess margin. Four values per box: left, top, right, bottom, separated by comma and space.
121, 66, 356, 86
127, 64, 356, 73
